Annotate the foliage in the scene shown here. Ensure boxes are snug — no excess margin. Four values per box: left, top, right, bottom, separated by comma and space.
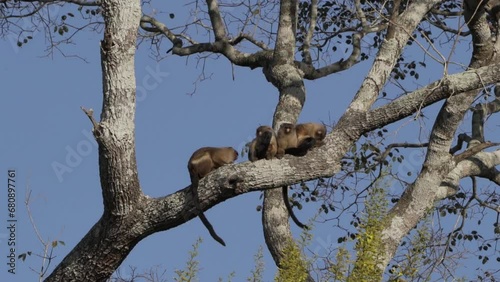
350, 179, 388, 281
329, 247, 351, 282
388, 222, 432, 281
174, 238, 202, 282
247, 246, 265, 282
274, 238, 309, 282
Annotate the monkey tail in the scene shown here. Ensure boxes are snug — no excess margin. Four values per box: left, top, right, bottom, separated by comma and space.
198, 212, 226, 246
191, 177, 227, 246
282, 186, 309, 229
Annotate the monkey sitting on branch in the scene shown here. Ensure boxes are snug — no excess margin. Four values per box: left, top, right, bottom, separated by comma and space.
275, 122, 328, 229
278, 122, 327, 157
188, 146, 238, 246
247, 124, 307, 228
248, 125, 278, 161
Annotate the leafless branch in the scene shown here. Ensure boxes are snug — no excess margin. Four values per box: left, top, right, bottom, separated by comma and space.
302, 0, 317, 64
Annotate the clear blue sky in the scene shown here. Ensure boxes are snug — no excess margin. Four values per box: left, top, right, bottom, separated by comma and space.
1, 3, 497, 281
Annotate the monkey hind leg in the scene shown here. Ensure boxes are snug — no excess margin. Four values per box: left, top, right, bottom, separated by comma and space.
282, 186, 309, 229
198, 212, 226, 246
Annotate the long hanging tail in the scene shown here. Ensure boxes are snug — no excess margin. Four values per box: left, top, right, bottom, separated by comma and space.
198, 212, 226, 246
191, 178, 226, 246
282, 186, 308, 229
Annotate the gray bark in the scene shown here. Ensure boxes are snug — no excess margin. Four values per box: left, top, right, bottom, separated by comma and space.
45, 0, 142, 280
262, 1, 314, 280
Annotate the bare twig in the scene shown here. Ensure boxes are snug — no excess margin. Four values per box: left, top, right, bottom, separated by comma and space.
81, 106, 99, 129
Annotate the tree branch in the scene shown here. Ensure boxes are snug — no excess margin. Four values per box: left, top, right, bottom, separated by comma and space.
206, 0, 226, 41
453, 142, 499, 162
441, 150, 500, 191
301, 0, 317, 64
343, 0, 441, 114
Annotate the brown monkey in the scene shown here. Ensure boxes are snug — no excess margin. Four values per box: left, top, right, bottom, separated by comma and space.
276, 123, 297, 159
248, 126, 278, 161
276, 123, 316, 158
286, 123, 326, 228
274, 123, 310, 229
295, 122, 327, 147
279, 122, 327, 156
188, 147, 238, 246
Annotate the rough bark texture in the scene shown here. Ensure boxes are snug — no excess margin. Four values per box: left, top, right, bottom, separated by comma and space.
45, 0, 142, 280
262, 1, 313, 280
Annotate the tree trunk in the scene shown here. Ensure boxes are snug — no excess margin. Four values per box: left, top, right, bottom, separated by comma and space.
45, 0, 142, 280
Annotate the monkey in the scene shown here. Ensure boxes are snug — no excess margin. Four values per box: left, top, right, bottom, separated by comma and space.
273, 123, 314, 229
246, 124, 307, 228
276, 123, 317, 158
281, 122, 327, 156
295, 122, 327, 147
274, 122, 327, 228
188, 146, 238, 246
248, 126, 278, 161
275, 123, 297, 159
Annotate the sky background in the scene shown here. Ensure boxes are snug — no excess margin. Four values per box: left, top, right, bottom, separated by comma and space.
1, 2, 498, 282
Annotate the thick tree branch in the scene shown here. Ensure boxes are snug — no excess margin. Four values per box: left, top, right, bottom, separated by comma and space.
442, 150, 500, 191
96, 0, 142, 215
343, 0, 441, 114
261, 1, 314, 280
273, 0, 297, 65
378, 0, 498, 273
206, 0, 226, 41
362, 63, 500, 135
453, 142, 499, 162
301, 0, 317, 64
